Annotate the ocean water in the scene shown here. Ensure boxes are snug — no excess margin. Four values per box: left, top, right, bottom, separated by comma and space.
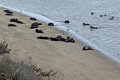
1, 0, 120, 63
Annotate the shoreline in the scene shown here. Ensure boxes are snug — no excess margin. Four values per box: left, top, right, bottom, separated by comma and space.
0, 6, 120, 80
0, 5, 120, 64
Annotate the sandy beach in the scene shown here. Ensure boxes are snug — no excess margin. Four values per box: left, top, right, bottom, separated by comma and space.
0, 7, 120, 80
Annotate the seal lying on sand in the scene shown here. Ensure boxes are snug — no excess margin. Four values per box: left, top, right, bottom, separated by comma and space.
83, 46, 94, 50
10, 18, 24, 24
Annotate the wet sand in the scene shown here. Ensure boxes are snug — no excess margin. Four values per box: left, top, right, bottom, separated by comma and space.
0, 7, 120, 80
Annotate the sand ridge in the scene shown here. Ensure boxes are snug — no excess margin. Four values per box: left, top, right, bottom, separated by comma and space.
0, 7, 120, 80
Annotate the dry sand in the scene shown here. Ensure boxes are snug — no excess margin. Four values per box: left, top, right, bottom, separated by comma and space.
0, 7, 120, 80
